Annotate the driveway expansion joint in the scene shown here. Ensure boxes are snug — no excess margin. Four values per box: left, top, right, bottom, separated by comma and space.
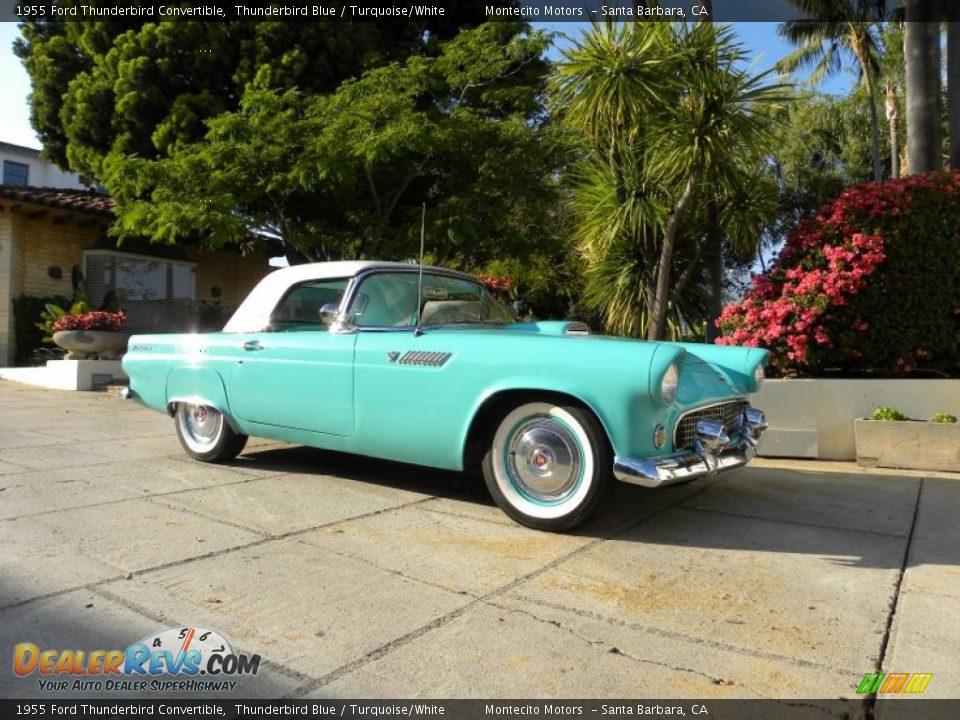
504, 593, 857, 676
862, 476, 924, 720
488, 601, 769, 698
294, 537, 481, 599
87, 585, 313, 685
284, 481, 717, 698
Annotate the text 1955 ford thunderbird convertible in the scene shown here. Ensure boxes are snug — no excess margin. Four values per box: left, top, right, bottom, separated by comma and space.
122, 261, 768, 530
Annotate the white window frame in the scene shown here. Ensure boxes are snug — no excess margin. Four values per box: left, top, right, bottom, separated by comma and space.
83, 249, 197, 304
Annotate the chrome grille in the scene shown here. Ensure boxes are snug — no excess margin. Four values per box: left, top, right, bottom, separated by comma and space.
674, 400, 748, 450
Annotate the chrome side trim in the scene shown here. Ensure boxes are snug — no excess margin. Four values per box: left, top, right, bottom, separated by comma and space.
615, 405, 766, 489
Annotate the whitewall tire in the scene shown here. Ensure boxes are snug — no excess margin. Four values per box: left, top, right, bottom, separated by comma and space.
482, 401, 611, 531
174, 403, 248, 463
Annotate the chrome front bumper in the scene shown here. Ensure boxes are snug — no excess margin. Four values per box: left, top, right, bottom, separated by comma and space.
614, 407, 767, 489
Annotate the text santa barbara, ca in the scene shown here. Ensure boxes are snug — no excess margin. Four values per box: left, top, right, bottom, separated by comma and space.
12, 3, 712, 21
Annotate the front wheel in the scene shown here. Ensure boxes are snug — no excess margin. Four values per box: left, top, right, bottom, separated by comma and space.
174, 403, 248, 463
482, 401, 611, 531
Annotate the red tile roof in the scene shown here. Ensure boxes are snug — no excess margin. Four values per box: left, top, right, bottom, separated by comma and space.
0, 184, 114, 217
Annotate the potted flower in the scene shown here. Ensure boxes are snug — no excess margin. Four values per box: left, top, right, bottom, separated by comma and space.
50, 309, 129, 360
855, 407, 960, 472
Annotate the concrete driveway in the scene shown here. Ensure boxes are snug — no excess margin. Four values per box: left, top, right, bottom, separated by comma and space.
1, 379, 958, 705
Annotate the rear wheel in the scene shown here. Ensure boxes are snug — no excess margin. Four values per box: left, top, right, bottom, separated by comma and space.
174, 403, 248, 463
482, 401, 611, 531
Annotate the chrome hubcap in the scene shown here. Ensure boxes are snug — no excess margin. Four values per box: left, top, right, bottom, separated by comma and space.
508, 418, 582, 502
181, 403, 222, 450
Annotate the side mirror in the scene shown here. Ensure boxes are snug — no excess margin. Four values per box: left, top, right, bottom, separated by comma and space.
319, 303, 339, 327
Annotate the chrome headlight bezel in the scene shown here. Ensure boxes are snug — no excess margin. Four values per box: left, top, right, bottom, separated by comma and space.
661, 362, 679, 405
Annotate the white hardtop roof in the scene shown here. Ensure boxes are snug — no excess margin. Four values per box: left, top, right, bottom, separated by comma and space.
223, 260, 474, 333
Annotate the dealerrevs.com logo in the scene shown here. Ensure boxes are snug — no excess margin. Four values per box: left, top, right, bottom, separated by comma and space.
13, 626, 261, 693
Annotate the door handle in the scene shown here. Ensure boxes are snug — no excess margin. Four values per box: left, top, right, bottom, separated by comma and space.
242, 340, 263, 352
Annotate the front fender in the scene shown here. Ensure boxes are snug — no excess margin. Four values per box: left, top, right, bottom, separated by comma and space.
460, 376, 647, 462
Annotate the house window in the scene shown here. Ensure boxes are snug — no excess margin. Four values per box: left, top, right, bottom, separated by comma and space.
84, 250, 196, 332
3, 161, 29, 186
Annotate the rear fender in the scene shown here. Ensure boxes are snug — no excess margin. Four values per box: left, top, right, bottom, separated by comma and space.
165, 368, 239, 432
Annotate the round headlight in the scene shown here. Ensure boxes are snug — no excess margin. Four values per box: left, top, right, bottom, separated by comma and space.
754, 364, 765, 391
661, 362, 679, 404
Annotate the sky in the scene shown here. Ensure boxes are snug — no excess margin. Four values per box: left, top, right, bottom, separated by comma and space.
0, 20, 857, 152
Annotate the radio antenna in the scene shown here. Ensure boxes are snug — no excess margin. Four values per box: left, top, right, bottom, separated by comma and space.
415, 202, 426, 337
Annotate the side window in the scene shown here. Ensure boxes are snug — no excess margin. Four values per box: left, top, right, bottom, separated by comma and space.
348, 273, 419, 328
270, 279, 347, 331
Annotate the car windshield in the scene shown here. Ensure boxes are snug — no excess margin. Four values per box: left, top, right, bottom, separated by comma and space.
347, 271, 515, 328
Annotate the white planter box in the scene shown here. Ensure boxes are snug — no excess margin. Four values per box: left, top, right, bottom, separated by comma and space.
754, 379, 960, 460
0, 360, 127, 391
855, 419, 960, 472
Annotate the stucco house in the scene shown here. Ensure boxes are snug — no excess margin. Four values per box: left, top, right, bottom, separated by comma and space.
1, 140, 87, 190
0, 144, 274, 366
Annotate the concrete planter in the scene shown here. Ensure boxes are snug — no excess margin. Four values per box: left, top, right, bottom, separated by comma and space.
854, 418, 960, 472
52, 330, 129, 360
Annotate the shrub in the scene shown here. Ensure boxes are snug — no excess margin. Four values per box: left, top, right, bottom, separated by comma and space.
873, 406, 908, 421
717, 172, 960, 376
931, 412, 958, 423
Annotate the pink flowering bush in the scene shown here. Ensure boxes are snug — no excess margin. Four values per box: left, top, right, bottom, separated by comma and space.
480, 275, 513, 296
717, 172, 960, 376
52, 310, 126, 333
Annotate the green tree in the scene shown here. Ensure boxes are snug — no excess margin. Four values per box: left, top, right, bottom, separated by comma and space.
105, 23, 566, 269
551, 22, 784, 340
14, 13, 492, 181
776, 0, 888, 182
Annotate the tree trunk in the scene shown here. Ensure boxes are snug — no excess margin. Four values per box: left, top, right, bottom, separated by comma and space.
704, 204, 723, 343
852, 31, 884, 182
904, 2, 943, 174
863, 68, 884, 182
699, 0, 722, 342
646, 169, 701, 341
886, 80, 900, 178
948, 18, 960, 168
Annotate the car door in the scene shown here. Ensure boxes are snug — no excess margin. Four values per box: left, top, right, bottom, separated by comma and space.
228, 277, 356, 436
348, 271, 482, 469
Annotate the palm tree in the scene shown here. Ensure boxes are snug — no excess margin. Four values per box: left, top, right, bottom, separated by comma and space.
880, 22, 905, 177
551, 23, 785, 340
777, 1, 887, 182
948, 13, 960, 169
904, 0, 942, 173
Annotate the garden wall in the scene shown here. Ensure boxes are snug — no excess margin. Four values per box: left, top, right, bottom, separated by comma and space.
754, 379, 960, 460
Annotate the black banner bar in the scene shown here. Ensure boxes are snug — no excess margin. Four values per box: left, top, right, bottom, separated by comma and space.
3, 700, 960, 720
0, 1, 947, 25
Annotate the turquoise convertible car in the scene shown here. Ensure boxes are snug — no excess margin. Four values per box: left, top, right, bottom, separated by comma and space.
122, 261, 768, 531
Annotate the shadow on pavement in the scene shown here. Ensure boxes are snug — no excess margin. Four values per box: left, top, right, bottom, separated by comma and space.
230, 445, 960, 572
